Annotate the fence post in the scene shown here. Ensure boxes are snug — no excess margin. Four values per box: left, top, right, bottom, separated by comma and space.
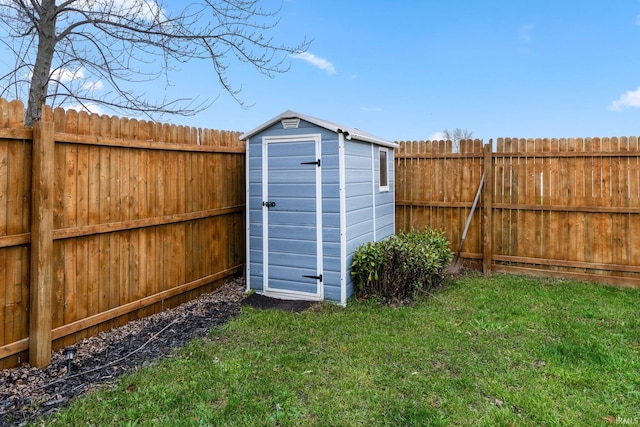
482, 141, 493, 275
29, 121, 54, 367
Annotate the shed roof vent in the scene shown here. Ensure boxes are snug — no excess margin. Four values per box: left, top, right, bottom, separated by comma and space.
281, 118, 300, 129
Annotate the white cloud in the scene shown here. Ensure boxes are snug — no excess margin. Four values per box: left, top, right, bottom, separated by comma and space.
66, 102, 106, 115
608, 87, 640, 111
51, 67, 85, 83
291, 52, 336, 75
50, 66, 104, 94
361, 106, 383, 113
83, 80, 104, 91
74, 0, 164, 22
430, 132, 445, 141
117, 0, 166, 22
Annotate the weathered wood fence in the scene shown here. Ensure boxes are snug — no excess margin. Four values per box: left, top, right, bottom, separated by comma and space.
0, 99, 244, 368
395, 137, 640, 288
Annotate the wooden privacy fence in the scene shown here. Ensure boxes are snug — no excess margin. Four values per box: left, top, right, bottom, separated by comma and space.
2, 94, 639, 370
0, 99, 245, 368
395, 136, 640, 288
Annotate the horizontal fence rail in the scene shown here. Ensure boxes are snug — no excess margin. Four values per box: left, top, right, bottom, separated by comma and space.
395, 136, 640, 289
0, 99, 245, 368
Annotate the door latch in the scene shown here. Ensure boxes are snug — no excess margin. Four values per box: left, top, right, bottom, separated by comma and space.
300, 159, 321, 167
302, 274, 323, 282
263, 201, 276, 208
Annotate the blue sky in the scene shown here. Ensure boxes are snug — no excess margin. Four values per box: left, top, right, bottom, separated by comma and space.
172, 0, 640, 142
2, 0, 639, 142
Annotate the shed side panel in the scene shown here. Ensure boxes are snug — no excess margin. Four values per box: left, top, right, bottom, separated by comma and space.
344, 141, 376, 300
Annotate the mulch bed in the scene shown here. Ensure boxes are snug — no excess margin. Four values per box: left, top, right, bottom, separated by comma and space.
0, 278, 246, 426
241, 293, 314, 312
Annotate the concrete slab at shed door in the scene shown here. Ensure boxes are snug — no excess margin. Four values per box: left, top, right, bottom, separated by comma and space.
262, 134, 323, 300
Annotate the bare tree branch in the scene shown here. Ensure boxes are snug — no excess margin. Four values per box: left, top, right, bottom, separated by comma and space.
0, 0, 310, 125
441, 128, 473, 152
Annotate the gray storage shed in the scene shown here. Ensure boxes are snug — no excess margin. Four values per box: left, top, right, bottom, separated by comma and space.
240, 111, 398, 305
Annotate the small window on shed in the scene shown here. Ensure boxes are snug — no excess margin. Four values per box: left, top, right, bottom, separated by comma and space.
379, 148, 389, 192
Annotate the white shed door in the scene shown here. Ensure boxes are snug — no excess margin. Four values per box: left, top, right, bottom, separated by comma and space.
262, 135, 323, 300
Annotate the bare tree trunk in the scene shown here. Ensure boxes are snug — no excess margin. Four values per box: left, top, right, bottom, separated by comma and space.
26, 1, 57, 126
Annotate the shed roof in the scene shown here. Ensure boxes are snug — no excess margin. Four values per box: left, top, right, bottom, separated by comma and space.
239, 110, 398, 148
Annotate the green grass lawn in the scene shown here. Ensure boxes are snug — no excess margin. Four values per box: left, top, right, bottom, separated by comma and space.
42, 273, 640, 426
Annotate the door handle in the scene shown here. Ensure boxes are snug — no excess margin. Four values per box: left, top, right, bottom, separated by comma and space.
300, 159, 321, 166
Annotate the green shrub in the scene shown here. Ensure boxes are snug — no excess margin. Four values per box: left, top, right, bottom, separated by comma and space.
350, 228, 453, 303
